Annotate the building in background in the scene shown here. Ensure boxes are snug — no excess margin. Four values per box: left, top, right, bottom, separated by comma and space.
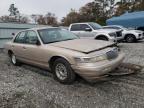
0, 22, 45, 48
106, 11, 144, 29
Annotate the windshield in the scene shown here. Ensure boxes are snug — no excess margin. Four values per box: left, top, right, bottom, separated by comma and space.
38, 28, 78, 44
121, 26, 128, 30
89, 22, 103, 30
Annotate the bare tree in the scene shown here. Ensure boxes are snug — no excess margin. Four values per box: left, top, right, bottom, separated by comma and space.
37, 12, 58, 26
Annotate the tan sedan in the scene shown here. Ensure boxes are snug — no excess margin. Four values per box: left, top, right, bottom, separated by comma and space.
4, 27, 125, 84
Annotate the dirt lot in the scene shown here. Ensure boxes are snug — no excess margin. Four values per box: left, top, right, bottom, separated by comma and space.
0, 41, 144, 108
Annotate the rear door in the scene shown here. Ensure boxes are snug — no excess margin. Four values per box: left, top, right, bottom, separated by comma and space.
12, 31, 27, 59
70, 24, 81, 36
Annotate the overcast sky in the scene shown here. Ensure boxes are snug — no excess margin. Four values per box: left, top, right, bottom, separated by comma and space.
0, 0, 94, 20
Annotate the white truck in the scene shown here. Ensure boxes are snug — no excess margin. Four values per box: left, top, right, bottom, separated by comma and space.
69, 22, 123, 42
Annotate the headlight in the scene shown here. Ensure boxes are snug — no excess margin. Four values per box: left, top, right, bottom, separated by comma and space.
74, 55, 107, 63
109, 32, 116, 37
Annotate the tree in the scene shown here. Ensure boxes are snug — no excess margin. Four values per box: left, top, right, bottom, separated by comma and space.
45, 12, 58, 26
37, 15, 46, 25
37, 12, 58, 26
9, 4, 20, 16
0, 4, 29, 23
8, 4, 20, 21
114, 0, 144, 16
61, 0, 111, 26
61, 9, 80, 26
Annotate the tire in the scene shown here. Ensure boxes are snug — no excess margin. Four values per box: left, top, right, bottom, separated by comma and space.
10, 53, 21, 66
96, 36, 108, 41
52, 58, 76, 84
125, 35, 136, 43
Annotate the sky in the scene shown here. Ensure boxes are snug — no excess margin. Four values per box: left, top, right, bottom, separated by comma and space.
0, 0, 93, 20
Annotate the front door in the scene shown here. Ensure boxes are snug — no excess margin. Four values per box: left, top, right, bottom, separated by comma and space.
78, 24, 94, 38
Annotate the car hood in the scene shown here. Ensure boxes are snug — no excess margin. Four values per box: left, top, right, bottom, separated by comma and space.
128, 30, 143, 33
48, 39, 115, 54
94, 29, 119, 33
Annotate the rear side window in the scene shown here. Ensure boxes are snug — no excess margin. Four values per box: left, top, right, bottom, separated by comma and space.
14, 32, 26, 43
70, 24, 81, 31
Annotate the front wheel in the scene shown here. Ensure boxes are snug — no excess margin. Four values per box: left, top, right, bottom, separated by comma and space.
125, 35, 136, 43
52, 58, 76, 84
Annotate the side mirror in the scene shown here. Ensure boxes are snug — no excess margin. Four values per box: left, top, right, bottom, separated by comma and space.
36, 40, 41, 46
12, 33, 15, 36
85, 28, 92, 32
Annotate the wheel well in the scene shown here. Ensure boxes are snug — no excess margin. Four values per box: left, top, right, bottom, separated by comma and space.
95, 35, 108, 40
49, 56, 67, 70
8, 50, 13, 57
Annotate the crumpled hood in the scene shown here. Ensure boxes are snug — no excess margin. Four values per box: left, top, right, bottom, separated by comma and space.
49, 39, 115, 53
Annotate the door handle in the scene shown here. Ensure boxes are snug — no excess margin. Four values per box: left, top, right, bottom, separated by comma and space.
11, 45, 14, 48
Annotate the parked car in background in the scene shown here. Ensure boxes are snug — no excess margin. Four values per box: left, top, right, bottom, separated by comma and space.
69, 22, 123, 42
103, 25, 144, 43
4, 27, 125, 84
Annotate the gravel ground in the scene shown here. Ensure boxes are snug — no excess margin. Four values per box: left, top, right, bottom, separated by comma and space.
0, 41, 144, 108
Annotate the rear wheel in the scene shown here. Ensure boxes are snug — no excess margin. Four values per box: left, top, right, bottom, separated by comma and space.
52, 58, 76, 84
125, 35, 136, 43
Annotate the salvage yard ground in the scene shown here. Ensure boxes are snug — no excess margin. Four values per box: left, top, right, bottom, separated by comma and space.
0, 41, 144, 108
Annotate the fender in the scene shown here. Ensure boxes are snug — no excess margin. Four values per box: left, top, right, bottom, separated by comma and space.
94, 33, 110, 39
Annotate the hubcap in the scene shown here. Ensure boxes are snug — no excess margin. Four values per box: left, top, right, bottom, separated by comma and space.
11, 54, 16, 64
55, 63, 68, 80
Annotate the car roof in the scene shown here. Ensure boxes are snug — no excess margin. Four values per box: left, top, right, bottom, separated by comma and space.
70, 22, 94, 25
26, 26, 60, 31
104, 25, 123, 28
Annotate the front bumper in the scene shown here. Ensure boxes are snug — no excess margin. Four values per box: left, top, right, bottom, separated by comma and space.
72, 53, 125, 81
137, 35, 144, 40
136, 33, 144, 40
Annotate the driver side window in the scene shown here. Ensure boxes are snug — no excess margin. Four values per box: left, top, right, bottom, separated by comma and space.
80, 24, 91, 31
25, 31, 39, 45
